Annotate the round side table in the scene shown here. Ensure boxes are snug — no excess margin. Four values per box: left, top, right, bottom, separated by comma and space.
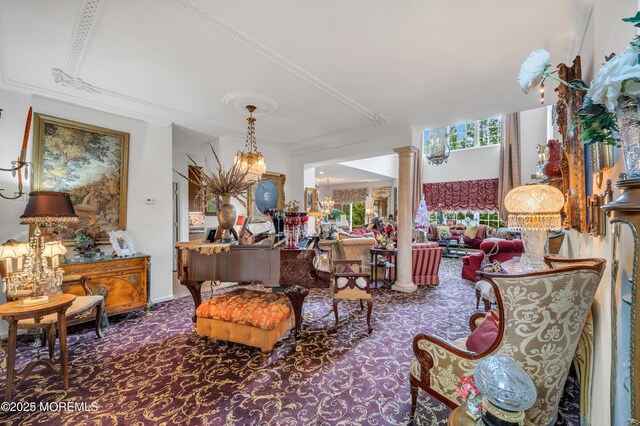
0, 293, 76, 402
369, 247, 397, 287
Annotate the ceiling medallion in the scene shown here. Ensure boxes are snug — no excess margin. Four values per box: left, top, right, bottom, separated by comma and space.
223, 92, 278, 116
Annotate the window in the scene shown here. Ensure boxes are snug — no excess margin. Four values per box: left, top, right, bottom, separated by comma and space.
342, 203, 365, 229
424, 210, 506, 229
423, 116, 502, 154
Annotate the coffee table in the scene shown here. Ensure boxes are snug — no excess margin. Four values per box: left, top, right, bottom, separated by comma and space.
438, 240, 468, 258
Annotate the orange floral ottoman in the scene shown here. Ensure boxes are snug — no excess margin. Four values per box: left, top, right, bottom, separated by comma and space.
196, 289, 293, 353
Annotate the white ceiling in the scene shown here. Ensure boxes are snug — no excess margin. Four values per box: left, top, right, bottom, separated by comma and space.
316, 163, 392, 185
0, 0, 593, 154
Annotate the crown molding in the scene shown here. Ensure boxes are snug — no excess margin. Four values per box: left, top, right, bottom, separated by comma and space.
63, 0, 108, 77
169, 0, 387, 126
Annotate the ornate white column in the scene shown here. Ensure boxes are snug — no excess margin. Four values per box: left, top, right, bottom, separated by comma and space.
392, 146, 417, 293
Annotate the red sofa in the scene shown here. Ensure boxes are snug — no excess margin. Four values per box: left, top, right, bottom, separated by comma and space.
461, 238, 524, 282
349, 229, 381, 237
425, 224, 492, 249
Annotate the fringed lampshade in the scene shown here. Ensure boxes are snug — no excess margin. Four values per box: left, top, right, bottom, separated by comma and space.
20, 191, 79, 225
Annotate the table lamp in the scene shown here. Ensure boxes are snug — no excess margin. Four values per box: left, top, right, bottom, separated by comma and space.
503, 184, 564, 272
0, 241, 31, 297
19, 191, 78, 305
474, 355, 537, 426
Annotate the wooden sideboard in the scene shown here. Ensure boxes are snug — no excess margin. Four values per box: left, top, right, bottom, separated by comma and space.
60, 253, 150, 317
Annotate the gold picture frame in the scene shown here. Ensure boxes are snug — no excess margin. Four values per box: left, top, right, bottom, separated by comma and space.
32, 113, 130, 244
304, 187, 317, 212
247, 172, 286, 219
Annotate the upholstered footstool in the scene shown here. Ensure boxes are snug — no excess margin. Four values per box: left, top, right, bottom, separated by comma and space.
475, 280, 496, 311
196, 289, 293, 353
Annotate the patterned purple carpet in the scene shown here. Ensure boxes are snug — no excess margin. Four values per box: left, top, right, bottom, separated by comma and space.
1, 259, 578, 425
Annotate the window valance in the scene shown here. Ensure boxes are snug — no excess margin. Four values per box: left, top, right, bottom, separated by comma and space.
423, 178, 499, 211
332, 188, 368, 205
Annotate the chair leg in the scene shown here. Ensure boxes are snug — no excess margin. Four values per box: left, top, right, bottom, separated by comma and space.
410, 381, 418, 420
475, 289, 481, 310
360, 299, 364, 311
47, 326, 56, 360
366, 300, 373, 334
483, 298, 491, 312
95, 303, 104, 338
332, 299, 339, 330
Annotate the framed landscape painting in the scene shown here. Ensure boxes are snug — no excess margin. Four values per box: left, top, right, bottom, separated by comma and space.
247, 172, 285, 219
32, 114, 130, 244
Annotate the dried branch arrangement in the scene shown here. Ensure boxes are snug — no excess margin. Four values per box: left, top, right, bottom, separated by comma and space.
174, 144, 252, 207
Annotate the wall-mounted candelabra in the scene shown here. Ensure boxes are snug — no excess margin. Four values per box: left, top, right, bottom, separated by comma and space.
0, 107, 32, 200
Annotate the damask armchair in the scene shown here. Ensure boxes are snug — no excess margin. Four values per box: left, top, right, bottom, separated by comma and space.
409, 257, 606, 425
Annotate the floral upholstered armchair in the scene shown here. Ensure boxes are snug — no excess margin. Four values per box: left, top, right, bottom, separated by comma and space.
409, 257, 606, 425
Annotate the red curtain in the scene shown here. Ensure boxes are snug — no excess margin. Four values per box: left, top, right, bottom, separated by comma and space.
422, 178, 499, 211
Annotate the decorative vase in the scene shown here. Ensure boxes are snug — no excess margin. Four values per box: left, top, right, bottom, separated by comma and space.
272, 216, 284, 236
542, 139, 562, 179
386, 242, 394, 251
617, 98, 640, 179
217, 195, 237, 243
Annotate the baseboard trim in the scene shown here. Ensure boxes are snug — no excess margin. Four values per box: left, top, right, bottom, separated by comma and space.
151, 295, 175, 304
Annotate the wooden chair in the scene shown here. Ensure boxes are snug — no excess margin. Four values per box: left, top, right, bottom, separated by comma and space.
409, 256, 606, 425
331, 259, 373, 333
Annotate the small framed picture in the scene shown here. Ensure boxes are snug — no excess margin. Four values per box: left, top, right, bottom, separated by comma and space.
109, 230, 136, 257
204, 227, 218, 243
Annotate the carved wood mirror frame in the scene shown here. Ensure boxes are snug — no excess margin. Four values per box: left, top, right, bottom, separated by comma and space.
555, 56, 587, 232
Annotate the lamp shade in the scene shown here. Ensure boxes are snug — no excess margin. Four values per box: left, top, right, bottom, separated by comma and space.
0, 243, 25, 260
42, 241, 68, 258
504, 184, 564, 230
20, 191, 79, 225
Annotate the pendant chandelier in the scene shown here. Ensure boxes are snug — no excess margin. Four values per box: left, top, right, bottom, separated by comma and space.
234, 105, 266, 183
425, 127, 450, 166
320, 179, 335, 212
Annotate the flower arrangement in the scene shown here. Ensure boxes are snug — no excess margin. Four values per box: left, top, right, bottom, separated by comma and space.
264, 208, 284, 218
456, 375, 483, 416
174, 144, 251, 207
73, 231, 101, 256
518, 13, 640, 146
285, 200, 300, 212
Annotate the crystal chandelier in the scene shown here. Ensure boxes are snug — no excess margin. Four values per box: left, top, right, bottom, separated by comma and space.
234, 105, 266, 183
320, 179, 335, 212
425, 127, 451, 165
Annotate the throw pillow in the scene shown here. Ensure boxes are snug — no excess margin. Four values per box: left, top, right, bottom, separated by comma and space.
475, 224, 487, 239
436, 225, 449, 237
466, 315, 499, 352
464, 226, 477, 239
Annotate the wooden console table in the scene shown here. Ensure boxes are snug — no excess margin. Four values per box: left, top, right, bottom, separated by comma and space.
60, 253, 150, 318
0, 294, 76, 402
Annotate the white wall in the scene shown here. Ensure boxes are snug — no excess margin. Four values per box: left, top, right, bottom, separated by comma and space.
0, 89, 174, 338
423, 144, 500, 183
